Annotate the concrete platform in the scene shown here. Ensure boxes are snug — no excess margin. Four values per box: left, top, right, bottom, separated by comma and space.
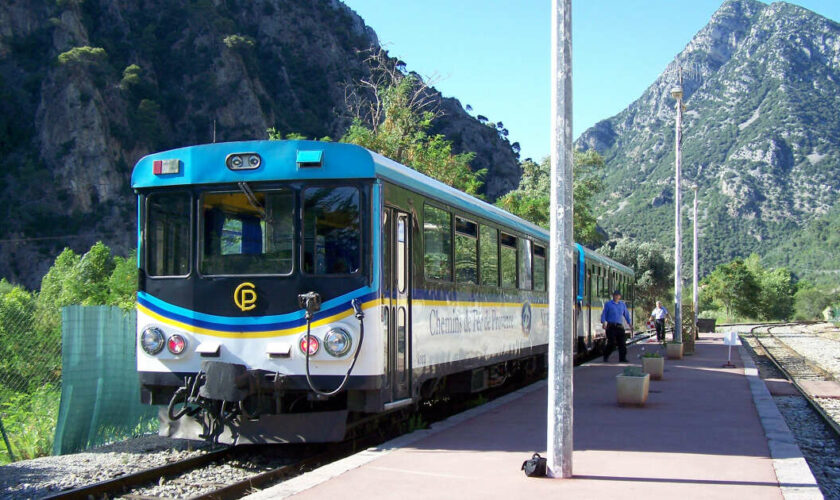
247, 334, 821, 499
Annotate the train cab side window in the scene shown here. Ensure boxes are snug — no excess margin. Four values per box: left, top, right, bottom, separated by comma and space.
146, 192, 192, 277
303, 186, 361, 275
479, 225, 499, 287
455, 217, 478, 285
533, 245, 546, 292
424, 205, 452, 281
500, 233, 517, 288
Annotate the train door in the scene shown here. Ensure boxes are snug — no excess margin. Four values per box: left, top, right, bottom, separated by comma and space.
383, 208, 412, 405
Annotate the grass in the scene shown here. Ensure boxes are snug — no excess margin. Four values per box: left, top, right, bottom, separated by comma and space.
0, 384, 60, 464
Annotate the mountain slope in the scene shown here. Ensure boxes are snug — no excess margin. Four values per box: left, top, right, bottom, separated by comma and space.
0, 0, 520, 287
577, 0, 840, 279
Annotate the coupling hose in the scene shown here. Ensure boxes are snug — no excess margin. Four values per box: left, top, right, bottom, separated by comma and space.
304, 298, 365, 397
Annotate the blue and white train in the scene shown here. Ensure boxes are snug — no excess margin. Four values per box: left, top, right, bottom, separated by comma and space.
131, 140, 634, 443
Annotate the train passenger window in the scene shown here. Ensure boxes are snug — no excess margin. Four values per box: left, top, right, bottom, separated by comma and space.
424, 205, 451, 281
534, 245, 546, 292
397, 215, 407, 293
500, 233, 517, 288
518, 239, 533, 290
455, 217, 478, 285
479, 225, 499, 287
147, 192, 191, 277
201, 189, 295, 275
303, 186, 361, 274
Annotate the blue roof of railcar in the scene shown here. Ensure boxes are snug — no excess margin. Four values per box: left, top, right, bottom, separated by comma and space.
131, 140, 632, 276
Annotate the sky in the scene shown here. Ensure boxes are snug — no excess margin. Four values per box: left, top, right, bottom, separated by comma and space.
340, 0, 840, 162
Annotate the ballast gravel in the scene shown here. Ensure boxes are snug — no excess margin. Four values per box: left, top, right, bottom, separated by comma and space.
742, 329, 840, 499
0, 435, 212, 499
772, 323, 840, 379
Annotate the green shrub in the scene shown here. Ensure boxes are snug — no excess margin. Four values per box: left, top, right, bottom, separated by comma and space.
621, 366, 646, 377
794, 285, 838, 320
222, 34, 256, 50
57, 46, 107, 66
0, 385, 60, 463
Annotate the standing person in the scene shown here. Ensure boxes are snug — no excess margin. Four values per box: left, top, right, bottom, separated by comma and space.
650, 301, 671, 342
601, 289, 632, 363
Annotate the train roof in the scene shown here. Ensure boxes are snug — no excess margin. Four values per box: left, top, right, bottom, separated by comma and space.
131, 140, 633, 276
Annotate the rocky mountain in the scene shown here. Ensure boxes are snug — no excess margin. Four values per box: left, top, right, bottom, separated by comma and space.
0, 0, 521, 288
577, 0, 840, 281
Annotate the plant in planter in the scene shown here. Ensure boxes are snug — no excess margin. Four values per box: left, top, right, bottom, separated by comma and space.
681, 304, 696, 355
616, 366, 650, 406
641, 351, 664, 380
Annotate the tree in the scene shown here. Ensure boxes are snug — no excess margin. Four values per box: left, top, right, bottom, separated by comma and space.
598, 238, 674, 313
341, 49, 482, 195
702, 258, 761, 320
495, 151, 605, 247
744, 254, 795, 320
36, 242, 137, 327
108, 251, 138, 310
793, 283, 837, 320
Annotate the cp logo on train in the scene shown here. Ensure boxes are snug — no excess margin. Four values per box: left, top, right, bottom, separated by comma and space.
234, 282, 258, 312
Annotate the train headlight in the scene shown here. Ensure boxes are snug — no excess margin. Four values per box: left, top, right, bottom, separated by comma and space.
299, 335, 320, 356
226, 153, 262, 171
167, 334, 187, 355
324, 328, 352, 357
140, 327, 165, 355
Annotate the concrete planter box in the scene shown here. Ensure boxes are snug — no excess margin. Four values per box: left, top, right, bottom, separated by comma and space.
616, 372, 650, 406
642, 356, 664, 380
666, 342, 684, 360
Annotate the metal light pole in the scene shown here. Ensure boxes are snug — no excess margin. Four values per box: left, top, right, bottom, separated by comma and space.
692, 185, 699, 335
671, 71, 684, 343
547, 0, 574, 479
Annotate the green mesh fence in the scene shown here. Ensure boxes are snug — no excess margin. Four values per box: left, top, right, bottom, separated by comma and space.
53, 306, 158, 455
0, 291, 62, 463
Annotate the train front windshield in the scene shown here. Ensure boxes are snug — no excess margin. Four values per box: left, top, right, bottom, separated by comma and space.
144, 184, 364, 279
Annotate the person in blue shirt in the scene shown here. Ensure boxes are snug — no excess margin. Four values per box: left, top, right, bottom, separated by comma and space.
601, 289, 632, 363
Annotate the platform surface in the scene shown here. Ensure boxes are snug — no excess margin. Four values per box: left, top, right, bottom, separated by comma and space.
249, 334, 821, 500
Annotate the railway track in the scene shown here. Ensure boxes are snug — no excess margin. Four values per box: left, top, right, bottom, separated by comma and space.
750, 323, 840, 439
44, 333, 650, 500
46, 365, 552, 500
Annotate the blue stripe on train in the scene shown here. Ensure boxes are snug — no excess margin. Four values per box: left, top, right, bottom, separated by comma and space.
137, 288, 378, 332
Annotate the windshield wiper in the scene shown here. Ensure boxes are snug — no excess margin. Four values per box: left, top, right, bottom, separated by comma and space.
237, 182, 267, 220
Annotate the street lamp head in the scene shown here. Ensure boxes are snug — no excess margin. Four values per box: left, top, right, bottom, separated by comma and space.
670, 86, 684, 100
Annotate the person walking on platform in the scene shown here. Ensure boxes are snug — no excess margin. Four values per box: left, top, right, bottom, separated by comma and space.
601, 289, 632, 363
650, 300, 671, 342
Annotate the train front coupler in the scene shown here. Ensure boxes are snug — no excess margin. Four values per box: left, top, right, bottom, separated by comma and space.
166, 361, 274, 442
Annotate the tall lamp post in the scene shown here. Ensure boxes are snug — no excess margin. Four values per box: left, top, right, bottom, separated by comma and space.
671, 72, 684, 343
547, 0, 574, 479
692, 184, 699, 336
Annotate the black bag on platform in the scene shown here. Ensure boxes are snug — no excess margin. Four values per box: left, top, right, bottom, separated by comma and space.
521, 453, 547, 477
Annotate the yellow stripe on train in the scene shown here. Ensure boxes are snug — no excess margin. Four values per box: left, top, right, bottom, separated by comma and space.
138, 298, 553, 339
136, 299, 380, 339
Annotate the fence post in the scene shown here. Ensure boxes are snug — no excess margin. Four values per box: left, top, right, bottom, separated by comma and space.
0, 406, 15, 462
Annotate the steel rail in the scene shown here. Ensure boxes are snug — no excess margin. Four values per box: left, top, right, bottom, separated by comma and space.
751, 327, 840, 440
44, 446, 234, 500
46, 348, 614, 500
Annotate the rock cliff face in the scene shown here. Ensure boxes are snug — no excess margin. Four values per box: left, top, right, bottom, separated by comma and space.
577, 0, 840, 277
0, 0, 520, 287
